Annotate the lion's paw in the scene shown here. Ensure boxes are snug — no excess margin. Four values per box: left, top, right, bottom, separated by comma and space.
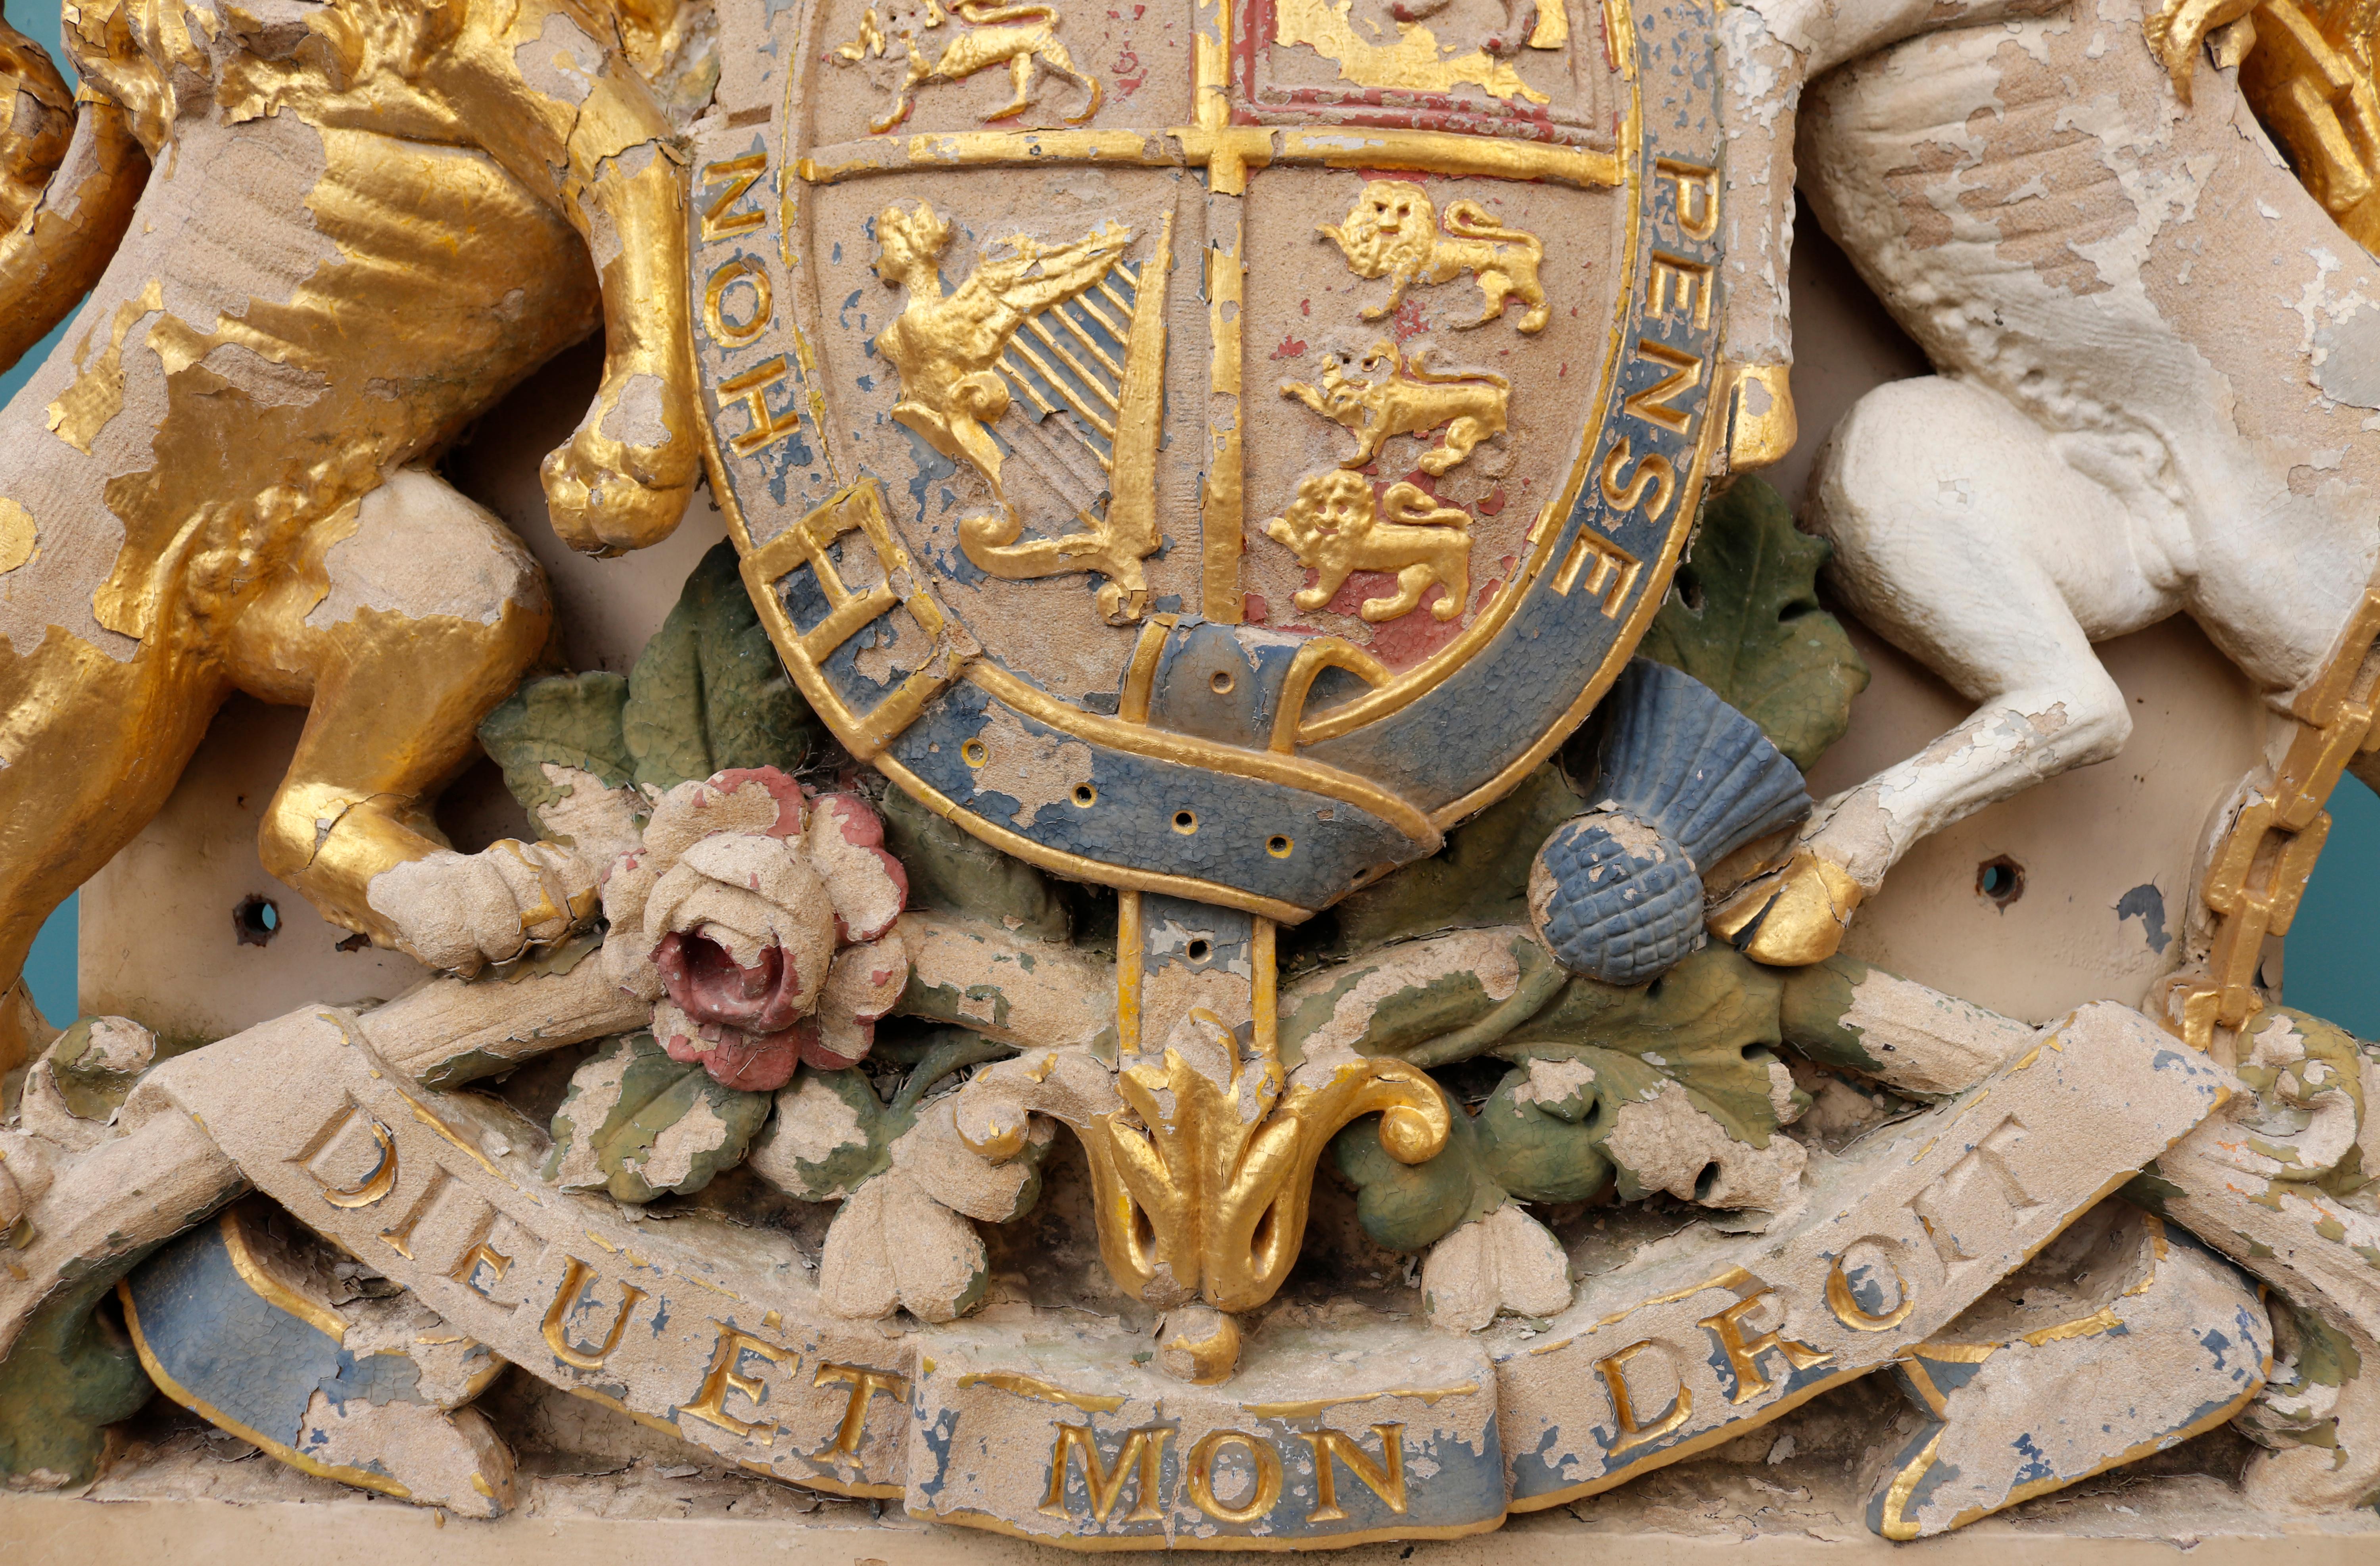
367, 839, 598, 975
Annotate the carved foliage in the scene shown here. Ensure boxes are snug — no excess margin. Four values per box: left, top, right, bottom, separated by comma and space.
1637, 476, 1869, 772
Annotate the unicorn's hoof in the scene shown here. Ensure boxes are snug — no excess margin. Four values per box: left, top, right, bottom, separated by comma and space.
1708, 850, 1864, 965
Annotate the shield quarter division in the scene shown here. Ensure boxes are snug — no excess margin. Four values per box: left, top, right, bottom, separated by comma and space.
689, 0, 1731, 924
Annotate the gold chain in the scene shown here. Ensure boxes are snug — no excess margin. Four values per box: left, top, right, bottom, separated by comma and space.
2166, 590, 2380, 1053
2236, 0, 2380, 257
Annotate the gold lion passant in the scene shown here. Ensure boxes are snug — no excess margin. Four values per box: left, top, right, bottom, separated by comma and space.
1278, 339, 1509, 476
1263, 471, 1474, 623
0, 0, 705, 1067
1320, 179, 1550, 332
834, 0, 1103, 133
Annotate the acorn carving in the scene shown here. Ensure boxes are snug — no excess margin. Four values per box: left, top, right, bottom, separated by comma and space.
1528, 660, 1811, 985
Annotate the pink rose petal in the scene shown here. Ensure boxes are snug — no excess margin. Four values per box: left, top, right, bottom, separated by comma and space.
821, 932, 909, 1024
708, 767, 808, 838
807, 794, 908, 942
800, 1013, 872, 1070
695, 1024, 804, 1092
654, 930, 810, 1034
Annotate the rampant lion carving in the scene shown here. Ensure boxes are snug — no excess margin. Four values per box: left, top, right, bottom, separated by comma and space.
0, 0, 706, 1064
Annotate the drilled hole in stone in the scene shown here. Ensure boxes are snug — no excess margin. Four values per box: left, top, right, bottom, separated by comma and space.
1173, 809, 1198, 834
234, 895, 280, 948
1978, 856, 2025, 908
1267, 834, 1293, 858
1210, 669, 1236, 694
1073, 783, 1098, 807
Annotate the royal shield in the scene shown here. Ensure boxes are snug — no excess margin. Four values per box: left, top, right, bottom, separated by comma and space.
690, 0, 1728, 919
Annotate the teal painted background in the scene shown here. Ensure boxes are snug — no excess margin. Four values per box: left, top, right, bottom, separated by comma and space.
2, 3, 78, 1026
3, 4, 2374, 1040
2275, 789, 2380, 1035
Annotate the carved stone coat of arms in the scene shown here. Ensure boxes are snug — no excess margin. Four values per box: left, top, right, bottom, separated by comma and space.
3, 0, 2380, 1554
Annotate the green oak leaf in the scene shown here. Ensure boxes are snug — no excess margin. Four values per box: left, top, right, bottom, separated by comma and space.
38, 1020, 151, 1121
544, 1032, 772, 1203
1505, 942, 1805, 1149
476, 670, 634, 819
1279, 929, 1566, 1071
878, 784, 1070, 942
1638, 475, 1869, 771
1479, 1048, 1784, 1205
1329, 943, 1813, 1250
623, 540, 821, 791
0, 1257, 158, 1486
1315, 764, 1588, 959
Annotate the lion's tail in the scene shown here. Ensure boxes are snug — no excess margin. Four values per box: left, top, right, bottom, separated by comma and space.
1386, 342, 1509, 390
952, 0, 1061, 23
1441, 200, 1541, 256
833, 9, 891, 60
1380, 482, 1472, 529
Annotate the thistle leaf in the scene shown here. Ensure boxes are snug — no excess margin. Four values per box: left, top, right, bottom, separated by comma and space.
1639, 477, 1868, 771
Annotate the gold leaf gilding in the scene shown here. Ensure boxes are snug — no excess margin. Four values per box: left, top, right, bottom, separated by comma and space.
0, 499, 36, 576
1274, 0, 1551, 103
44, 277, 162, 455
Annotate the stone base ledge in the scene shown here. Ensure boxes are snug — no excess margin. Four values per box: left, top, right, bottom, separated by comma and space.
8, 1491, 2379, 1566
8, 1440, 2378, 1566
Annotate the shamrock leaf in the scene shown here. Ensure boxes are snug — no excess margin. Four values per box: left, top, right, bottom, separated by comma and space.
1335, 1102, 1580, 1329
1476, 1053, 1631, 1202
744, 1031, 1024, 1205
1638, 476, 1869, 771
744, 1064, 898, 1201
816, 1095, 1055, 1323
1420, 1205, 1574, 1332
1330, 1105, 1504, 1253
543, 1032, 772, 1202
745, 1036, 1048, 1325
817, 1166, 993, 1323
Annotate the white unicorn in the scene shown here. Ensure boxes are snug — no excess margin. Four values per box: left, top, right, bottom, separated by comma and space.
1704, 0, 2380, 964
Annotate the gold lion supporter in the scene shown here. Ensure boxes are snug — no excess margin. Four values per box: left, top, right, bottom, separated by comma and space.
0, 0, 706, 1069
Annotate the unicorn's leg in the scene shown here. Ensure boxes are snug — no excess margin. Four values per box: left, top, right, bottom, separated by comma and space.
1716, 375, 2172, 963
